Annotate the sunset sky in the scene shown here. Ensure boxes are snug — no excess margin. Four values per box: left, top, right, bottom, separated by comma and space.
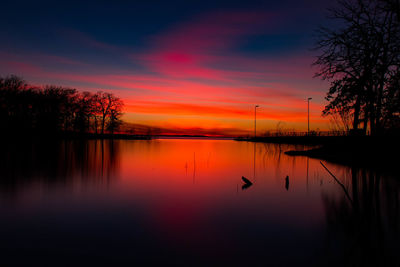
0, 0, 335, 136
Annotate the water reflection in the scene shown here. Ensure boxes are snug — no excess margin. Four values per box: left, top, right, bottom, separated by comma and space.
0, 139, 120, 198
0, 139, 398, 266
321, 167, 400, 266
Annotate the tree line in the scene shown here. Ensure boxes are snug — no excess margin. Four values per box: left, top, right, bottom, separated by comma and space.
315, 0, 400, 135
0, 75, 124, 136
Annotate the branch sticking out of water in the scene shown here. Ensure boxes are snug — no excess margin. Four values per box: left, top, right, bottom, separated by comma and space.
320, 161, 353, 205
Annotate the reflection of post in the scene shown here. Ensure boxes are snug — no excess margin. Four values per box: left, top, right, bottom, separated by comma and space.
193, 152, 195, 184
306, 157, 309, 193
253, 142, 256, 180
285, 176, 289, 191
307, 98, 312, 135
351, 167, 359, 210
101, 139, 104, 178
185, 162, 188, 176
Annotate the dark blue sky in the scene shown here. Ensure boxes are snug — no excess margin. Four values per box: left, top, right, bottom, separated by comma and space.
1, 0, 331, 55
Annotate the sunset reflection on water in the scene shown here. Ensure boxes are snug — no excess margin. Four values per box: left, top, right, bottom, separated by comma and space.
0, 139, 398, 266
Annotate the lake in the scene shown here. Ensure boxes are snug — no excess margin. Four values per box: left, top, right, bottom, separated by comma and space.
0, 139, 399, 266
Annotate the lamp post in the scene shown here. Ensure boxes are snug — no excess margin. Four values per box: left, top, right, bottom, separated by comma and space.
254, 105, 259, 139
307, 98, 312, 135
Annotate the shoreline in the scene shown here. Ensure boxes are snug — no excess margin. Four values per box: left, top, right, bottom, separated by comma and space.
237, 135, 400, 171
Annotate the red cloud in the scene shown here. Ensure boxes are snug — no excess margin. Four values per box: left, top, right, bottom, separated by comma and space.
125, 100, 324, 122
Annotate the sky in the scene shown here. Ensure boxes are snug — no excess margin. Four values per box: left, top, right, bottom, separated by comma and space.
0, 0, 335, 136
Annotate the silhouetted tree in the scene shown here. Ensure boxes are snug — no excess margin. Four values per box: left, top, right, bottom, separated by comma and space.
0, 75, 34, 133
314, 0, 400, 135
37, 86, 78, 133
107, 98, 124, 134
382, 71, 400, 130
380, 0, 400, 21
95, 92, 124, 134
0, 75, 125, 136
74, 91, 94, 133
96, 92, 110, 135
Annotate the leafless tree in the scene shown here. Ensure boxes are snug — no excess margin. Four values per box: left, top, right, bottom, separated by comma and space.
0, 75, 125, 136
95, 91, 124, 134
314, 0, 400, 135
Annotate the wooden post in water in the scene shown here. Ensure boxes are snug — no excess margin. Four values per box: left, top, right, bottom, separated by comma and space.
307, 98, 312, 135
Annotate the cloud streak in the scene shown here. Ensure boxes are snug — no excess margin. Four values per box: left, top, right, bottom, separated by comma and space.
0, 9, 330, 135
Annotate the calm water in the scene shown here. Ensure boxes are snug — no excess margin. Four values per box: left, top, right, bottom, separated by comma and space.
0, 139, 399, 266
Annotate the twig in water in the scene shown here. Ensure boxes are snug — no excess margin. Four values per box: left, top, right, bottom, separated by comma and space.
320, 161, 353, 205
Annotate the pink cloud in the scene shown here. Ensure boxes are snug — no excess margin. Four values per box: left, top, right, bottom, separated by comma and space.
132, 10, 277, 80
2, 61, 43, 74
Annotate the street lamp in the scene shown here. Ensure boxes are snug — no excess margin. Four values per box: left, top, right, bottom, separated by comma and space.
254, 105, 259, 139
307, 98, 312, 135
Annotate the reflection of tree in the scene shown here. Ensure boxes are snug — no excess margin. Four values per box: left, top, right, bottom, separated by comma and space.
0, 140, 120, 197
321, 168, 400, 266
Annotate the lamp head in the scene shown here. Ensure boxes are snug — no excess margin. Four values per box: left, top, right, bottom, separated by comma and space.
308, 97, 312, 100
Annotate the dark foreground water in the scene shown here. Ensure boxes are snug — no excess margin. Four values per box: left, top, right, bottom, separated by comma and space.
0, 139, 399, 266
